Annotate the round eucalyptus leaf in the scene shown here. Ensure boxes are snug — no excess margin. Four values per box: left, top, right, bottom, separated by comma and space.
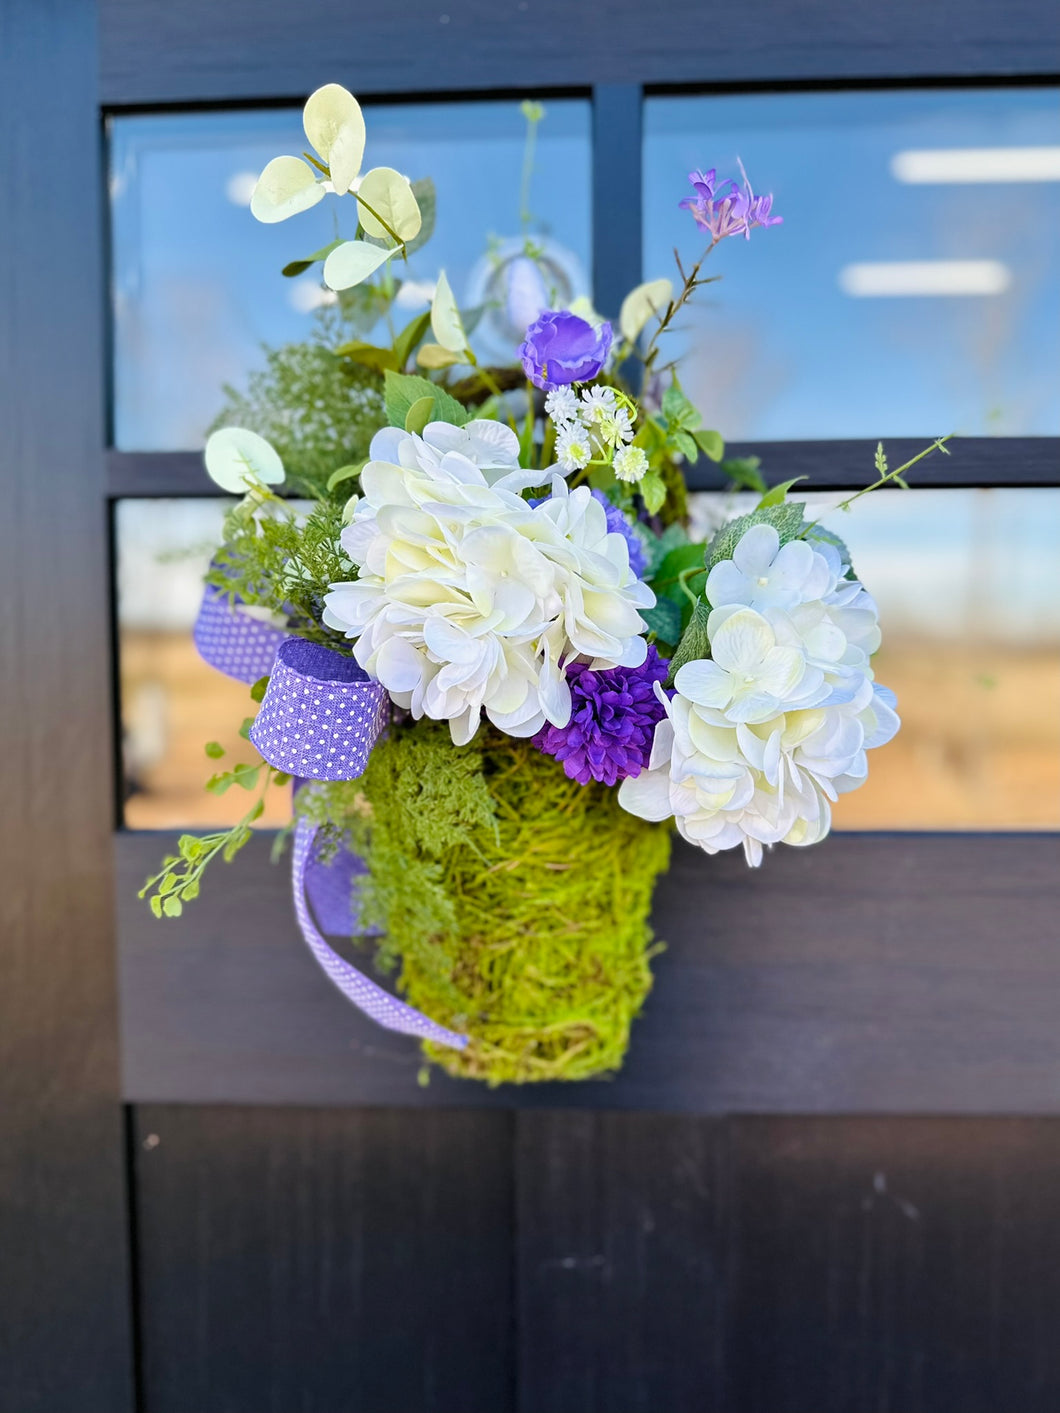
323, 239, 394, 292
430, 270, 467, 354
302, 83, 365, 195
357, 166, 422, 243
204, 427, 285, 493
620, 278, 673, 343
249, 156, 325, 224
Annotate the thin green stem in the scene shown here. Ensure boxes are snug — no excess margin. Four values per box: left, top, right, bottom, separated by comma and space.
801, 435, 954, 535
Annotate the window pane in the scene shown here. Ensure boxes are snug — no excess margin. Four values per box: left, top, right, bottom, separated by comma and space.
110, 100, 591, 451
120, 491, 1060, 832
691, 488, 1060, 829
117, 499, 292, 828
644, 89, 1060, 439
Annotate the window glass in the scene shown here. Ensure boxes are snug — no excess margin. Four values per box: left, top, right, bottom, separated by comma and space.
119, 491, 1060, 831
110, 100, 592, 450
644, 89, 1060, 440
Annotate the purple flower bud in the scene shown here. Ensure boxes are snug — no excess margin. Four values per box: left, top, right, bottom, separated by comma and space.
533, 647, 670, 788
679, 164, 781, 243
519, 310, 613, 391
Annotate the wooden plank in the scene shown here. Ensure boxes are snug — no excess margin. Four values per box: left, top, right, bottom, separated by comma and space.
106, 438, 1060, 498
117, 830, 1060, 1112
99, 0, 1060, 106
0, 4, 134, 1409
592, 85, 643, 323
131, 1104, 515, 1412
724, 1117, 1060, 1412
515, 1112, 727, 1412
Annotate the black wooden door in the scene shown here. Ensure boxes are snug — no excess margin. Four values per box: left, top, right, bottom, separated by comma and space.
5, 2, 1060, 1410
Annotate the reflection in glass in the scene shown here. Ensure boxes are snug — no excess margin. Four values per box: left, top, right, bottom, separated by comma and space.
692, 488, 1060, 829
644, 89, 1060, 439
120, 491, 1060, 832
110, 100, 591, 450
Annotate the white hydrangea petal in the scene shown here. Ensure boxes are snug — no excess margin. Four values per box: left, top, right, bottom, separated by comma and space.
249, 156, 325, 224
709, 608, 776, 675
302, 83, 366, 195
731, 523, 780, 577
705, 559, 752, 608
672, 659, 730, 710
618, 766, 674, 822
374, 636, 427, 693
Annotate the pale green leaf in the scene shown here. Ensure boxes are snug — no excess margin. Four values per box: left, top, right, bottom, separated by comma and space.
620, 278, 672, 343
302, 83, 365, 195
204, 427, 285, 493
249, 155, 325, 224
757, 476, 808, 509
417, 342, 462, 370
357, 166, 422, 243
404, 395, 436, 436
430, 270, 467, 353
322, 239, 394, 292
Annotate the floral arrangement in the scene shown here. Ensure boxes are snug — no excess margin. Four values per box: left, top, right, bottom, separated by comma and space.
142, 85, 948, 1085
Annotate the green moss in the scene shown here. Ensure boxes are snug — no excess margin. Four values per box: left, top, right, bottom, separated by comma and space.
297, 722, 672, 1085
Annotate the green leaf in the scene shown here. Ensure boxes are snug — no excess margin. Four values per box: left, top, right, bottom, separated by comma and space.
720, 456, 766, 495
204, 741, 225, 760
693, 428, 724, 462
250, 675, 270, 704
238, 716, 255, 741
665, 597, 712, 686
757, 476, 808, 509
180, 880, 200, 903
673, 429, 699, 463
640, 596, 683, 647
705, 503, 807, 573
653, 542, 708, 588
661, 378, 701, 431
158, 873, 180, 896
162, 895, 183, 919
392, 309, 432, 371
383, 370, 467, 430
639, 468, 667, 516
206, 772, 235, 796
281, 238, 343, 278
232, 764, 261, 791
404, 395, 436, 436
271, 771, 292, 788
178, 834, 203, 860
326, 462, 364, 493
404, 178, 437, 257
150, 894, 163, 920
334, 340, 399, 373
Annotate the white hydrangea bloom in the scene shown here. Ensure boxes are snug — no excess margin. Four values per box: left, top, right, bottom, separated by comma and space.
619, 518, 898, 865
323, 420, 654, 746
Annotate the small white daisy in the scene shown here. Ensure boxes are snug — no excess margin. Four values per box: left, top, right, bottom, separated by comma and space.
545, 386, 581, 425
556, 424, 592, 472
598, 406, 635, 448
613, 445, 649, 484
579, 386, 617, 422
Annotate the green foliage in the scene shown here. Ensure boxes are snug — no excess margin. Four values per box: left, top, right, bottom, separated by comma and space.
296, 723, 672, 1085
206, 499, 351, 641
720, 455, 766, 495
210, 327, 385, 499
757, 476, 807, 508
140, 797, 267, 918
384, 370, 467, 430
664, 597, 712, 685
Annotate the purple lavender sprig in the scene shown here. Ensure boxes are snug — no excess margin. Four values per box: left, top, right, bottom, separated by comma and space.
533, 646, 669, 787
678, 163, 782, 243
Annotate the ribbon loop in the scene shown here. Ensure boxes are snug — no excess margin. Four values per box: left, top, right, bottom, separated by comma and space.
250, 637, 389, 782
293, 820, 467, 1050
193, 582, 287, 684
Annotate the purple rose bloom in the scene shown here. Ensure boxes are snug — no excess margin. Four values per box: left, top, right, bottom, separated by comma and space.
592, 490, 648, 579
533, 646, 669, 788
519, 310, 613, 391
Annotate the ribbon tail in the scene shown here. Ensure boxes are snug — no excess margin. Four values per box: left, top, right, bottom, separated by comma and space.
291, 819, 467, 1051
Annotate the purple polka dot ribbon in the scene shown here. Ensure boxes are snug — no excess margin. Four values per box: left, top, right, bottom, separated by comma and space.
293, 818, 468, 1050
193, 582, 287, 685
249, 638, 390, 782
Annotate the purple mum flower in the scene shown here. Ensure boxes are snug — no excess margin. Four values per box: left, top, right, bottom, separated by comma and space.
679, 164, 781, 243
519, 310, 613, 391
533, 646, 669, 787
592, 490, 648, 579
